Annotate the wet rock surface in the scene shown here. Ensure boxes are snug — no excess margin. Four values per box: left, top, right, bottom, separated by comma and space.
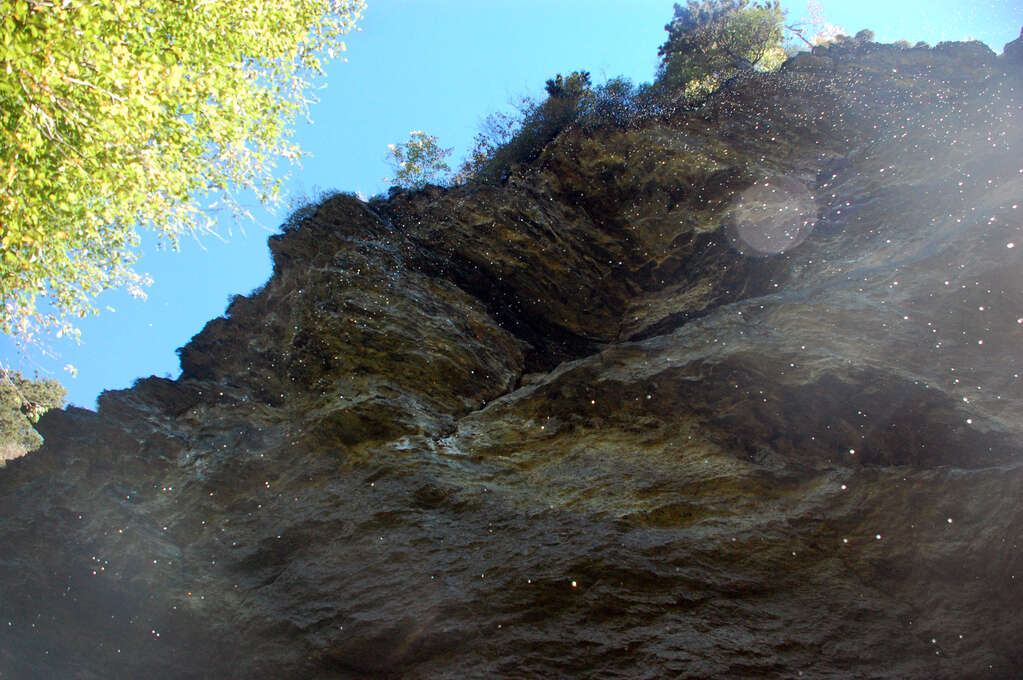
1, 43, 1022, 678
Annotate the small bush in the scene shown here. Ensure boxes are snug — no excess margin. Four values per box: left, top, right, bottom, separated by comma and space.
0, 369, 66, 462
385, 131, 453, 190
577, 77, 644, 129
279, 189, 349, 233
855, 29, 876, 43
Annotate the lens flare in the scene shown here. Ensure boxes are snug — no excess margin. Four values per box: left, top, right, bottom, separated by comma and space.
725, 175, 817, 256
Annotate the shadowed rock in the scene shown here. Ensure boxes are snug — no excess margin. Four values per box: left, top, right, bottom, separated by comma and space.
1, 41, 1022, 679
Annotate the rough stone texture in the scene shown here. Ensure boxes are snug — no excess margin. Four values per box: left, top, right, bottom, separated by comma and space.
1004, 28, 1023, 66
1, 42, 1022, 679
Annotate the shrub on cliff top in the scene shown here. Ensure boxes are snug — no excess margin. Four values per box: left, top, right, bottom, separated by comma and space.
385, 131, 454, 190
457, 71, 595, 183
657, 0, 787, 96
451, 72, 657, 185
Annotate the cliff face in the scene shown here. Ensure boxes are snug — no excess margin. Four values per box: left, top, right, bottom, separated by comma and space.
2, 40, 1022, 679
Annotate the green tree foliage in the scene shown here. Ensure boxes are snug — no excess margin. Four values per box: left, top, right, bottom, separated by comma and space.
453, 72, 656, 184
542, 71, 593, 99
657, 0, 787, 96
0, 0, 364, 343
386, 131, 453, 190
0, 369, 65, 464
459, 71, 594, 183
451, 3, 850, 185
576, 76, 646, 128
452, 109, 522, 185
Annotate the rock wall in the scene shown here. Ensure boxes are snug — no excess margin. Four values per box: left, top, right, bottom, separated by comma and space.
1, 39, 1022, 678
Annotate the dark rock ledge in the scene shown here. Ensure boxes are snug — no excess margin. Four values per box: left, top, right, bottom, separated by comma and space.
1, 41, 1021, 679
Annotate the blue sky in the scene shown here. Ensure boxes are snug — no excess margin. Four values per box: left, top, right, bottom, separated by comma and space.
2, 0, 1021, 409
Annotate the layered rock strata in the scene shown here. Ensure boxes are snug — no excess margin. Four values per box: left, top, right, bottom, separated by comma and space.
1, 40, 1022, 678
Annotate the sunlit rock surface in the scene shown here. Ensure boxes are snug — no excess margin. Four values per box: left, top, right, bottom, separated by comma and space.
2, 42, 1021, 679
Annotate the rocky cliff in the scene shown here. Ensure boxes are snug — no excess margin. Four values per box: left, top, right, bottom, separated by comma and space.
2, 38, 1022, 679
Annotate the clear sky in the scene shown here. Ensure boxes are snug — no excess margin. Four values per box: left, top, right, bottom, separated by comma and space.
2, 0, 1020, 409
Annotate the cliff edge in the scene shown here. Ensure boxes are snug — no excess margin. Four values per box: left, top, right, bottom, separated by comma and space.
1, 39, 1022, 678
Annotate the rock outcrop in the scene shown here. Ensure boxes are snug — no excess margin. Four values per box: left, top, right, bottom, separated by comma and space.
1, 41, 1021, 679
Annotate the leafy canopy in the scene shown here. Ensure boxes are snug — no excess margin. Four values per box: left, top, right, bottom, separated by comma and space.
386, 131, 453, 190
658, 0, 787, 94
0, 0, 363, 343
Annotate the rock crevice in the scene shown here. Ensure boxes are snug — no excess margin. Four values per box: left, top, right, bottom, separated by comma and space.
1, 42, 1022, 679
